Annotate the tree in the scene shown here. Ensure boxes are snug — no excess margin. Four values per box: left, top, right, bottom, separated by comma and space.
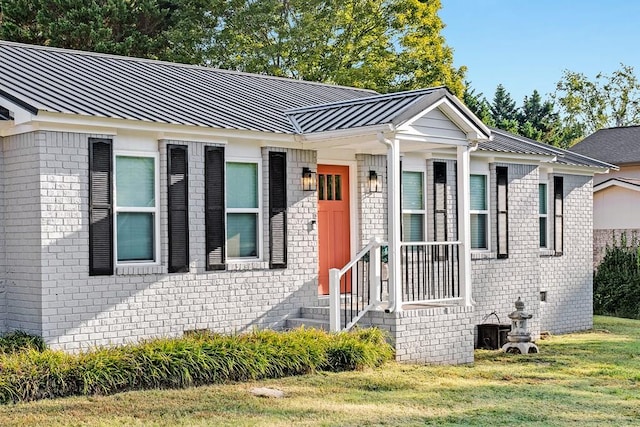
1, 0, 464, 95
0, 0, 216, 63
462, 83, 494, 126
490, 84, 518, 132
204, 0, 466, 95
517, 90, 562, 142
554, 64, 640, 139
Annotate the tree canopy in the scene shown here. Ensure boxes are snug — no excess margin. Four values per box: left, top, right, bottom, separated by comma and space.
554, 64, 640, 136
464, 83, 576, 148
0, 0, 466, 95
0, 0, 216, 64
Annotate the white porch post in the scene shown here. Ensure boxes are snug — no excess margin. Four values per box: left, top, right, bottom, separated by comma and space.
329, 268, 341, 331
387, 139, 403, 312
457, 144, 473, 306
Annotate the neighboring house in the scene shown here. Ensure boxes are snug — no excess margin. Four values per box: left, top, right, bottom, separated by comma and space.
569, 127, 640, 266
0, 42, 613, 364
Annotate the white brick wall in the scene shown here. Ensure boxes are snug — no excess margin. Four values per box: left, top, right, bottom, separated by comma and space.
472, 163, 542, 338
4, 131, 322, 351
2, 132, 43, 334
362, 305, 475, 364
356, 154, 387, 245
540, 174, 593, 334
0, 136, 4, 331
0, 129, 596, 355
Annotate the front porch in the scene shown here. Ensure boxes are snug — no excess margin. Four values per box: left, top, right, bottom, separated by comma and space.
285, 89, 492, 364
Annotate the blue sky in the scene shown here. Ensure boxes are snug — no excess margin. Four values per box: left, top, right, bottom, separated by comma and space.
440, 0, 640, 105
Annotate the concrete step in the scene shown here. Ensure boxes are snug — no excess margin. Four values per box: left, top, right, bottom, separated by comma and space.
286, 317, 330, 331
300, 306, 330, 321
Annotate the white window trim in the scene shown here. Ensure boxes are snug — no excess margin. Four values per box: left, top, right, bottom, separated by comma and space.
113, 150, 161, 266
539, 181, 549, 249
225, 157, 263, 262
401, 169, 427, 242
470, 172, 490, 252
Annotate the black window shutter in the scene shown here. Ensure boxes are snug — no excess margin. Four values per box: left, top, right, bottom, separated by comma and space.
496, 166, 509, 259
433, 162, 447, 242
269, 152, 287, 268
89, 138, 113, 276
554, 176, 564, 256
168, 145, 189, 273
205, 146, 226, 270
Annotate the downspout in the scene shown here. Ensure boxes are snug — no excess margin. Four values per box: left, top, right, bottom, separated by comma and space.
377, 131, 402, 312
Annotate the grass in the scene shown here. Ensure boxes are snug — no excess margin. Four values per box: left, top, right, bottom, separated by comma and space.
0, 316, 639, 426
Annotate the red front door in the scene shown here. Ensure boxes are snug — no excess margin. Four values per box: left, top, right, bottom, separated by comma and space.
317, 165, 351, 295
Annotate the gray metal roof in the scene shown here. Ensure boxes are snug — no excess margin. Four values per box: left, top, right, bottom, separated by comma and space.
287, 87, 440, 133
482, 128, 615, 169
0, 41, 375, 133
285, 87, 490, 137
570, 126, 640, 165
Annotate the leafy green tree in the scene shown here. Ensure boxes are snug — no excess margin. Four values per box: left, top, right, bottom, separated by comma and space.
554, 64, 640, 139
0, 0, 216, 63
1, 0, 465, 95
205, 0, 466, 95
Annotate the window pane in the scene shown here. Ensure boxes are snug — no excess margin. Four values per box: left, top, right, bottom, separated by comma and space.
471, 213, 487, 249
319, 174, 325, 200
227, 213, 258, 258
540, 217, 547, 247
116, 156, 155, 207
227, 163, 258, 208
402, 213, 424, 242
470, 175, 486, 210
402, 171, 423, 209
539, 184, 547, 214
335, 175, 342, 200
117, 212, 154, 261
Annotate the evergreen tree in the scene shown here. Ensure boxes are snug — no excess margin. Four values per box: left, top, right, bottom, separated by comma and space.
462, 83, 495, 126
490, 84, 518, 129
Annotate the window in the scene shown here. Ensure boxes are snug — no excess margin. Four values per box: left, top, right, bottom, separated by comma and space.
114, 153, 159, 263
470, 174, 488, 250
226, 161, 260, 258
539, 183, 548, 248
402, 171, 425, 241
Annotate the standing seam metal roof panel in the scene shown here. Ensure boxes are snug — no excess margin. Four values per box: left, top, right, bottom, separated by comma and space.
0, 41, 376, 133
286, 88, 442, 134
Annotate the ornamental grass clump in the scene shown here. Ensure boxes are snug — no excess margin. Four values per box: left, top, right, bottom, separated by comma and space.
0, 327, 393, 404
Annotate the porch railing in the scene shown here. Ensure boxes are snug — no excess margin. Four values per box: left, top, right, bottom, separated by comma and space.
329, 239, 461, 331
400, 241, 461, 304
329, 238, 383, 332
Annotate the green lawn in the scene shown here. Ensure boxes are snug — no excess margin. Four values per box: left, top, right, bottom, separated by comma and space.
1, 315, 639, 426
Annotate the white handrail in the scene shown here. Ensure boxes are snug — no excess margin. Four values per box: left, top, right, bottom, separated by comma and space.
338, 239, 380, 276
400, 241, 461, 247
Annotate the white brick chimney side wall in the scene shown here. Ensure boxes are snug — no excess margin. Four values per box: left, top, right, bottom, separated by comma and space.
1, 132, 43, 334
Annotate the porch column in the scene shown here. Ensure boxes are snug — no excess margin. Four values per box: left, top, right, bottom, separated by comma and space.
457, 144, 473, 306
387, 138, 403, 312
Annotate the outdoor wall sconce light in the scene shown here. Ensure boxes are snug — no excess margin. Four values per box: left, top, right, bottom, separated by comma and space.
302, 167, 317, 191
369, 170, 381, 193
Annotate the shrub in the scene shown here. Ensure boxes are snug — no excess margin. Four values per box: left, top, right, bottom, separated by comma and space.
0, 327, 393, 404
594, 233, 640, 319
0, 331, 46, 354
